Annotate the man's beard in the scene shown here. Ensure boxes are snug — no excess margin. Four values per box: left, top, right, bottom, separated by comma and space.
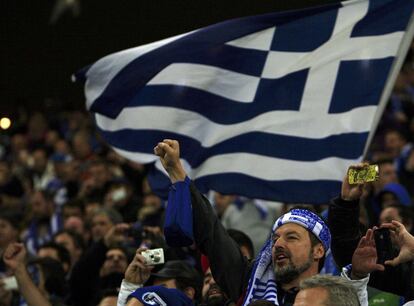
273, 248, 314, 284
203, 284, 227, 306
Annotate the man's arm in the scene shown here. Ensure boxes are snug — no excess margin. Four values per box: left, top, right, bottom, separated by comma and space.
328, 163, 366, 267
341, 229, 385, 306
329, 164, 413, 298
3, 243, 52, 306
117, 247, 153, 306
154, 139, 250, 302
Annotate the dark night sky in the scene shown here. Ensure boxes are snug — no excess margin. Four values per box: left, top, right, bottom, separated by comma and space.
1, 0, 341, 117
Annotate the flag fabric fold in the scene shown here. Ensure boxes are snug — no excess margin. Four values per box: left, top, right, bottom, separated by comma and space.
75, 0, 414, 203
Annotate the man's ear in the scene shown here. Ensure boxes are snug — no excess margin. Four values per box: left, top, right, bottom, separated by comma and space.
313, 243, 325, 260
184, 287, 195, 300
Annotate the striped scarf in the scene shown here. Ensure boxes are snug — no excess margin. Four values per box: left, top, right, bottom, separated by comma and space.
242, 238, 278, 305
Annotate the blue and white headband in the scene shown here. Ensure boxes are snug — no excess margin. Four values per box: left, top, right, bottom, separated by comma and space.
273, 209, 331, 251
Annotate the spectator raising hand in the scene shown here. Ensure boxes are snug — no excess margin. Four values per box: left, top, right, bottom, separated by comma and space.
340, 162, 370, 201
381, 220, 414, 266
3, 243, 52, 306
351, 229, 385, 279
3, 242, 26, 273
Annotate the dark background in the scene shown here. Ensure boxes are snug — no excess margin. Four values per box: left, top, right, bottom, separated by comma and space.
1, 0, 341, 117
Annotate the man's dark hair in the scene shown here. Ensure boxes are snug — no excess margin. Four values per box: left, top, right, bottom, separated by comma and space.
39, 241, 71, 268
54, 229, 86, 252
175, 276, 202, 302
227, 228, 255, 258
106, 245, 132, 262
0, 210, 22, 231
308, 231, 326, 272
152, 260, 202, 302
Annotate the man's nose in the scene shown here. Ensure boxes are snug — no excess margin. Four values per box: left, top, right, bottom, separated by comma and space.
273, 237, 286, 249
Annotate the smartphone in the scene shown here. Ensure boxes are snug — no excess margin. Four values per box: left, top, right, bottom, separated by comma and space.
374, 228, 394, 265
348, 165, 379, 184
2, 276, 18, 290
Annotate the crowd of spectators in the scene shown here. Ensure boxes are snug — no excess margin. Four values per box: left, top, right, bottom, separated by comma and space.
1, 40, 414, 306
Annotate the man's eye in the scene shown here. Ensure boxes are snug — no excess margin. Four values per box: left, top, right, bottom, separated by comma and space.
287, 236, 298, 240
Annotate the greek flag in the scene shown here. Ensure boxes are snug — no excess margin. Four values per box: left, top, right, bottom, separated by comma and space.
74, 0, 414, 204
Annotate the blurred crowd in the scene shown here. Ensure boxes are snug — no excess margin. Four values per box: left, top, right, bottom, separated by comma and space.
1, 42, 414, 306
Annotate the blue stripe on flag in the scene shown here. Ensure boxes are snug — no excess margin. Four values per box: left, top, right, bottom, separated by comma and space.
352, 0, 414, 37
98, 129, 368, 163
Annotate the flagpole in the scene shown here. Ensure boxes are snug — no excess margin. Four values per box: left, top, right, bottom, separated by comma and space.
363, 12, 414, 158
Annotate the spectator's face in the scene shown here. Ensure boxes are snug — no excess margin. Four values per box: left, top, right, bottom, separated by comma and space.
293, 287, 328, 306
100, 249, 128, 277
375, 163, 398, 191
32, 149, 48, 174
385, 132, 405, 158
55, 233, 81, 264
64, 216, 85, 235
379, 207, 402, 225
379, 192, 399, 208
89, 164, 110, 189
202, 268, 226, 305
54, 139, 70, 155
91, 214, 113, 241
38, 247, 59, 262
213, 193, 236, 217
45, 130, 60, 147
0, 219, 18, 248
272, 224, 321, 284
72, 133, 92, 160
31, 192, 52, 219
28, 113, 48, 140
62, 205, 83, 220
142, 194, 162, 209
11, 134, 27, 153
0, 162, 9, 186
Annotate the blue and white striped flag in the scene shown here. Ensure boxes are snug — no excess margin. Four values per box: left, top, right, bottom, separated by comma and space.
75, 0, 414, 204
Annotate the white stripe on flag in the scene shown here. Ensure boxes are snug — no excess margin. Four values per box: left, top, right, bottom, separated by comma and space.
148, 63, 260, 103
95, 105, 377, 144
